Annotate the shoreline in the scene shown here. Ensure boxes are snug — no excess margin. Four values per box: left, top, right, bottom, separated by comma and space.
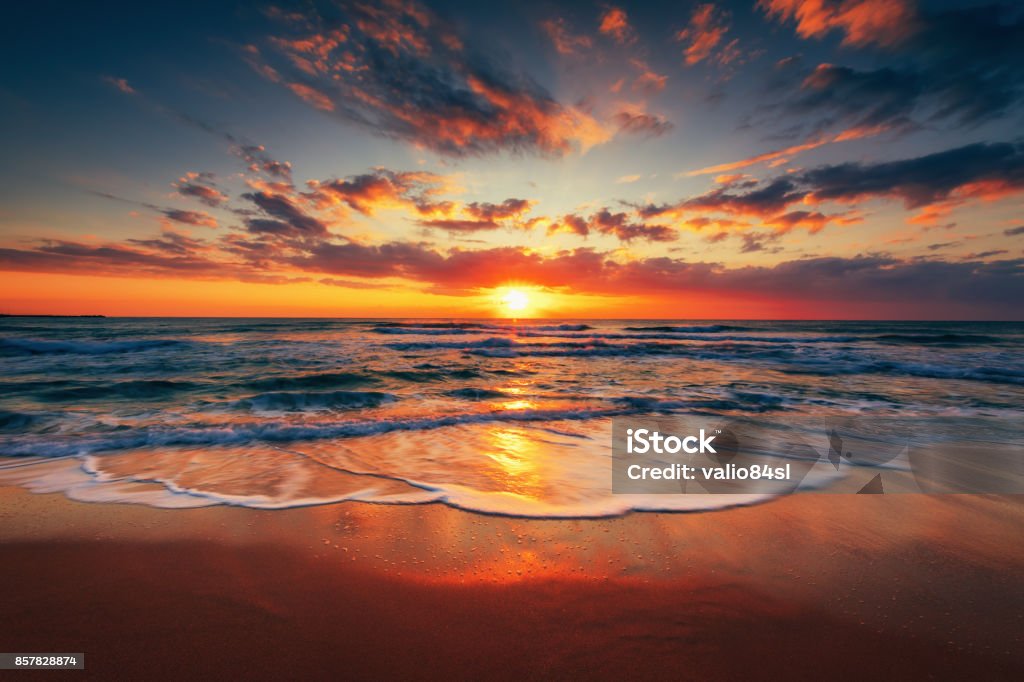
2, 487, 1023, 679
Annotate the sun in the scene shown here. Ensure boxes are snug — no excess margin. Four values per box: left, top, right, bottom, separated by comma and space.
501, 288, 530, 314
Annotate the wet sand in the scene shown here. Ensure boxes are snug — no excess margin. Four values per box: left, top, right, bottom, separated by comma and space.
1, 487, 1023, 680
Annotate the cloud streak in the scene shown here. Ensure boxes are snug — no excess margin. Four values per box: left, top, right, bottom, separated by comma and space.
250, 0, 612, 157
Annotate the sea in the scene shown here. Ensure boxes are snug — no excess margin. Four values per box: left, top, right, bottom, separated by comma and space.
1, 318, 1022, 516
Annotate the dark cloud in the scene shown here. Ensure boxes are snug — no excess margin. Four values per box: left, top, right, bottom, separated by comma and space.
588, 209, 676, 242
799, 142, 1024, 208
235, 144, 292, 180
789, 64, 923, 135
614, 110, 674, 137
242, 191, 327, 237
548, 214, 590, 237
159, 209, 217, 228
89, 189, 220, 229
739, 232, 782, 253
3, 233, 1022, 315
175, 172, 228, 208
768, 4, 1024, 135
465, 199, 532, 222
252, 0, 609, 157
1003, 226, 1024, 237
964, 250, 1008, 259
641, 177, 800, 221
641, 142, 1024, 228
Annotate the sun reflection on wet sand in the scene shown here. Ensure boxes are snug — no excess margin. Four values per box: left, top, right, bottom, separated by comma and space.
484, 427, 542, 499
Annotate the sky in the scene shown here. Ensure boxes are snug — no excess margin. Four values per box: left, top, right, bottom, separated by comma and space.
0, 0, 1022, 318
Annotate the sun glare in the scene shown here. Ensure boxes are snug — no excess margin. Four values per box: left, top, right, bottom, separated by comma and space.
501, 288, 530, 314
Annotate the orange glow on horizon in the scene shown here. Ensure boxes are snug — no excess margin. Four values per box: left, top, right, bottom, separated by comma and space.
0, 270, 970, 320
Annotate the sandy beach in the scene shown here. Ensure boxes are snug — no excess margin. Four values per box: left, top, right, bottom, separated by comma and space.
2, 487, 1022, 680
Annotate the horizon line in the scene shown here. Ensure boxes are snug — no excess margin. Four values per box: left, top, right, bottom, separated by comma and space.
2, 314, 1022, 323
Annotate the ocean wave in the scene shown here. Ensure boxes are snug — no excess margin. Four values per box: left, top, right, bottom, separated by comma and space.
0, 338, 191, 356
371, 326, 484, 335
0, 410, 44, 431
381, 368, 483, 382
243, 371, 376, 391
384, 337, 606, 352
373, 321, 498, 330
230, 390, 397, 412
39, 379, 201, 402
372, 322, 594, 335
873, 333, 1002, 345
0, 390, 800, 459
0, 452, 778, 517
0, 404, 652, 458
622, 324, 750, 332
446, 387, 511, 400
530, 324, 594, 331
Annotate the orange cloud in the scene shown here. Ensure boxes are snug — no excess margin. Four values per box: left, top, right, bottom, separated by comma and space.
254, 0, 611, 157
540, 18, 593, 55
630, 59, 668, 93
759, 0, 918, 47
676, 4, 731, 66
685, 124, 889, 176
598, 7, 634, 44
286, 83, 335, 111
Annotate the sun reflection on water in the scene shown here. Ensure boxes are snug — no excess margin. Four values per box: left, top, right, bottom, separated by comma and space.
484, 427, 542, 498
498, 399, 536, 411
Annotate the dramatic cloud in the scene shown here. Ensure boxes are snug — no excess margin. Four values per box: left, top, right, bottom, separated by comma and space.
5, 234, 1021, 316
252, 0, 611, 157
759, 0, 918, 47
799, 142, 1024, 214
650, 142, 1024, 228
306, 169, 450, 216
645, 177, 802, 221
677, 4, 732, 65
770, 4, 1024, 135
